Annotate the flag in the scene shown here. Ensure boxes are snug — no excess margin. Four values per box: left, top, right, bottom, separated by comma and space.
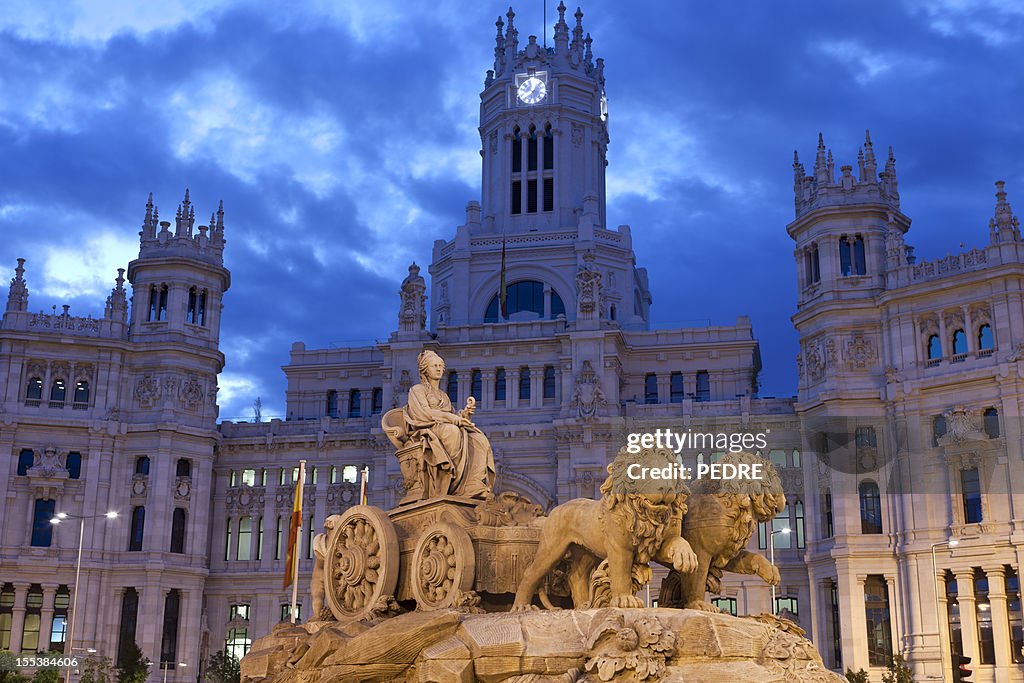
499, 236, 508, 319
282, 461, 305, 589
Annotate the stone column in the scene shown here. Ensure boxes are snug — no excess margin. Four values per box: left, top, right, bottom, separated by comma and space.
481, 371, 495, 411
509, 368, 520, 410
9, 583, 30, 653
39, 584, 58, 653
938, 315, 948, 359
963, 306, 974, 353
956, 570, 980, 664
657, 375, 670, 405
530, 368, 543, 408
987, 566, 1013, 673
543, 285, 552, 319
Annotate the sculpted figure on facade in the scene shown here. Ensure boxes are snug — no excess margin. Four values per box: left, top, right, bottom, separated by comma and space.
398, 263, 427, 332
382, 350, 495, 502
571, 359, 606, 421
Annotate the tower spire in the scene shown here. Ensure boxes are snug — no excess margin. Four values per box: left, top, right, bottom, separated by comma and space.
814, 133, 829, 184
554, 1, 569, 51
493, 15, 506, 77
142, 192, 156, 238
505, 7, 518, 61
863, 129, 877, 181
6, 258, 28, 312
104, 268, 128, 321
990, 181, 1021, 243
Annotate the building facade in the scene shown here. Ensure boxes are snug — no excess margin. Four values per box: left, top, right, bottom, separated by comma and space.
0, 5, 1022, 683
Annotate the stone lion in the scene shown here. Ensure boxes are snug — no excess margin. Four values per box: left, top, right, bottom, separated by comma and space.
513, 448, 698, 610
659, 450, 786, 611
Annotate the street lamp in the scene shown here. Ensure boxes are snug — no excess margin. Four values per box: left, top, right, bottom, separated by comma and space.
49, 511, 119, 683
769, 527, 791, 615
160, 661, 187, 683
930, 537, 960, 683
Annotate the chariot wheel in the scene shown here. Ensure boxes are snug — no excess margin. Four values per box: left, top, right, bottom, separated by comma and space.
411, 522, 476, 610
323, 505, 399, 620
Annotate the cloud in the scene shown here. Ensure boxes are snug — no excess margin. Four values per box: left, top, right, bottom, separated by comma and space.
38, 230, 138, 301
904, 0, 1024, 46
811, 39, 936, 86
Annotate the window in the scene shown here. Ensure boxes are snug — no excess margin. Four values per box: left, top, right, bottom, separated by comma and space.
187, 287, 197, 324
495, 368, 506, 401
275, 516, 284, 560
670, 372, 684, 403
225, 628, 251, 660
342, 465, 358, 483
236, 517, 251, 561
974, 570, 995, 664
135, 456, 150, 476
175, 458, 192, 478
1007, 567, 1024, 664
644, 374, 658, 404
794, 500, 805, 549
822, 489, 834, 538
518, 366, 530, 402
984, 407, 1000, 438
0, 585, 13, 650
73, 381, 90, 405
161, 589, 180, 664
198, 289, 207, 326
933, 415, 947, 445
50, 586, 69, 651
792, 449, 801, 468
775, 596, 798, 616
711, 597, 736, 615
326, 390, 338, 418
527, 178, 538, 213
484, 281, 566, 322
50, 379, 66, 403
128, 506, 145, 551
371, 388, 383, 414
471, 371, 482, 402
511, 126, 522, 173
772, 505, 791, 549
543, 178, 554, 212
117, 588, 139, 666
22, 585, 42, 653
256, 516, 263, 560
829, 580, 842, 670
348, 389, 361, 418
864, 575, 893, 666
230, 471, 238, 487
447, 371, 459, 405
511, 180, 522, 215
148, 285, 158, 321
695, 371, 710, 402
224, 517, 232, 560
978, 324, 994, 350
804, 243, 820, 285
17, 449, 34, 476
946, 572, 965, 660
927, 334, 942, 360
31, 499, 55, 547
229, 604, 250, 621
859, 481, 882, 534
543, 366, 556, 400
26, 376, 42, 402
306, 514, 314, 560
839, 235, 866, 276
241, 469, 256, 486
961, 467, 982, 524
769, 450, 787, 469
170, 508, 186, 553
280, 604, 301, 622
855, 426, 876, 449
952, 329, 967, 355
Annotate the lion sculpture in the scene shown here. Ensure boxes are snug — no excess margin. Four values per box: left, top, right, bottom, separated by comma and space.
513, 448, 698, 610
659, 450, 786, 611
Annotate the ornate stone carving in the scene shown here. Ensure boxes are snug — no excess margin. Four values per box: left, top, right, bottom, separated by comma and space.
571, 122, 583, 147
570, 360, 606, 421
135, 375, 160, 407
182, 375, 205, 410
575, 253, 603, 322
584, 612, 675, 682
398, 263, 427, 332
844, 332, 876, 369
938, 406, 985, 446
131, 474, 148, 498
27, 446, 68, 479
174, 476, 192, 501
473, 491, 543, 526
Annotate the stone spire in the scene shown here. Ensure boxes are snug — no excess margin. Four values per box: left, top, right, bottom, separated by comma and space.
554, 1, 569, 52
142, 192, 157, 239
989, 181, 1021, 244
212, 199, 226, 247
813, 133, 830, 185
493, 15, 506, 77
398, 262, 427, 333
863, 129, 877, 181
104, 268, 128, 321
880, 145, 899, 205
175, 188, 195, 237
504, 7, 518, 63
6, 258, 28, 312
571, 6, 584, 61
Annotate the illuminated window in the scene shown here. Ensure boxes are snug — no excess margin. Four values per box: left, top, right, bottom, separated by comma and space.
711, 597, 736, 615
236, 517, 251, 561
859, 481, 882, 534
225, 628, 251, 659
864, 575, 893, 666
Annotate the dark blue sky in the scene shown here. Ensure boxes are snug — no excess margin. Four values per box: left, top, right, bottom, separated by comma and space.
2, 1, 1022, 419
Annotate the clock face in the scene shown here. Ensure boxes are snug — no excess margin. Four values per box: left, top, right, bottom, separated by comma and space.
517, 76, 546, 105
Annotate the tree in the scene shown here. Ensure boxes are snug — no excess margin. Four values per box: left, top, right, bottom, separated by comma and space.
845, 669, 869, 683
0, 652, 28, 683
252, 397, 263, 423
881, 653, 915, 683
204, 651, 239, 683
116, 642, 150, 683
30, 652, 63, 683
79, 653, 115, 683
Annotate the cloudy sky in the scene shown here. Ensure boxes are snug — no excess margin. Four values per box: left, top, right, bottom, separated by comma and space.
1, 1, 1022, 420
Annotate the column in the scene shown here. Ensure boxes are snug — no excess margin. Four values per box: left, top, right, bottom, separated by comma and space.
938, 315, 948, 359
657, 375, 670, 405
179, 589, 202, 676
530, 368, 543, 409
987, 566, 1013, 673
39, 584, 58, 654
955, 570, 979, 664
886, 575, 902, 656
458, 374, 471, 409
963, 306, 975, 353
481, 371, 495, 411
842, 572, 869, 672
543, 285, 552, 319
509, 368, 520, 410
936, 567, 952, 683
260, 490, 275, 571
9, 583, 29, 653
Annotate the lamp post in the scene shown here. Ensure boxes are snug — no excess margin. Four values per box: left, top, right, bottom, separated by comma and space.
161, 661, 187, 683
931, 537, 959, 683
50, 511, 119, 683
769, 527, 791, 615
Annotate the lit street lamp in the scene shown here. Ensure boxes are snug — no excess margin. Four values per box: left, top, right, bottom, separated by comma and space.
931, 537, 960, 683
160, 661, 187, 683
50, 511, 119, 683
769, 527, 791, 615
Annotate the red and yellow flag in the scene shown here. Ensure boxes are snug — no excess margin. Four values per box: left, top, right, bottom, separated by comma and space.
282, 462, 305, 589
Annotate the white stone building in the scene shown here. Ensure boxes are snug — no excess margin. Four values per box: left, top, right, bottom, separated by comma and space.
0, 5, 1022, 682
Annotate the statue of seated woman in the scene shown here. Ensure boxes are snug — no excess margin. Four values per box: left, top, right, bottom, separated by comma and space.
382, 350, 495, 502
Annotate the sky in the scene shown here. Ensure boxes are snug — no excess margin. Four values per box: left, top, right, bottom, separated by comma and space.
1, 0, 1022, 421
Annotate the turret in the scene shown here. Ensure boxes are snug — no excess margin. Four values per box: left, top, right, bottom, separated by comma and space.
989, 181, 1021, 244
6, 258, 28, 312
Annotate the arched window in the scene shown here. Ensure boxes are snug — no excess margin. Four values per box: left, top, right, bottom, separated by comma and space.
31, 499, 55, 547
25, 377, 42, 402
17, 449, 34, 476
864, 575, 893, 666
644, 374, 658, 404
236, 517, 251, 560
670, 372, 684, 403
859, 481, 882, 534
543, 366, 556, 399
176, 458, 192, 478
542, 124, 554, 211
73, 380, 89, 405
610, 305, 617, 321
984, 407, 1000, 438
447, 371, 459, 405
961, 468, 982, 524
471, 371, 482, 402
952, 329, 967, 355
326, 390, 338, 418
66, 452, 82, 480
116, 588, 139, 666
348, 389, 361, 418
135, 456, 150, 476
794, 500, 805, 548
50, 379, 66, 403
519, 367, 531, 401
187, 287, 198, 324
526, 125, 539, 213
485, 281, 566, 322
170, 508, 186, 553
822, 488, 834, 538
128, 506, 145, 551
978, 324, 994, 350
495, 368, 506, 401
804, 243, 820, 285
371, 387, 383, 414
839, 235, 866, 276
695, 370, 711, 402
161, 589, 181, 664
927, 334, 942, 360
49, 586, 69, 651
198, 289, 207, 326
158, 285, 168, 321
148, 285, 158, 321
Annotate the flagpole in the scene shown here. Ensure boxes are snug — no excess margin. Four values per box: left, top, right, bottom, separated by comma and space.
290, 460, 306, 623
359, 466, 369, 506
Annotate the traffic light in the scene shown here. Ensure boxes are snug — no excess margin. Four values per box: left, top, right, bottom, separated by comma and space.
953, 653, 972, 682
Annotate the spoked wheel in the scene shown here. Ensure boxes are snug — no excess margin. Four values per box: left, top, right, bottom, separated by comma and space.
411, 522, 476, 610
323, 505, 399, 620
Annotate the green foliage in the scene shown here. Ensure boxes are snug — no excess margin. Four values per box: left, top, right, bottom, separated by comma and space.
115, 643, 149, 683
79, 653, 115, 683
0, 652, 28, 683
204, 651, 240, 683
881, 653, 915, 683
845, 668, 869, 683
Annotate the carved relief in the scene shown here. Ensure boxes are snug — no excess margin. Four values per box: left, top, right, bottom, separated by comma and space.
27, 446, 68, 479
174, 476, 192, 501
844, 333, 876, 370
182, 375, 204, 410
131, 475, 148, 498
571, 122, 583, 147
575, 253, 603, 321
135, 375, 160, 407
571, 360, 606, 421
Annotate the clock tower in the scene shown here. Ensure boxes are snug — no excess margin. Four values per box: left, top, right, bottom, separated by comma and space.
479, 3, 609, 233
